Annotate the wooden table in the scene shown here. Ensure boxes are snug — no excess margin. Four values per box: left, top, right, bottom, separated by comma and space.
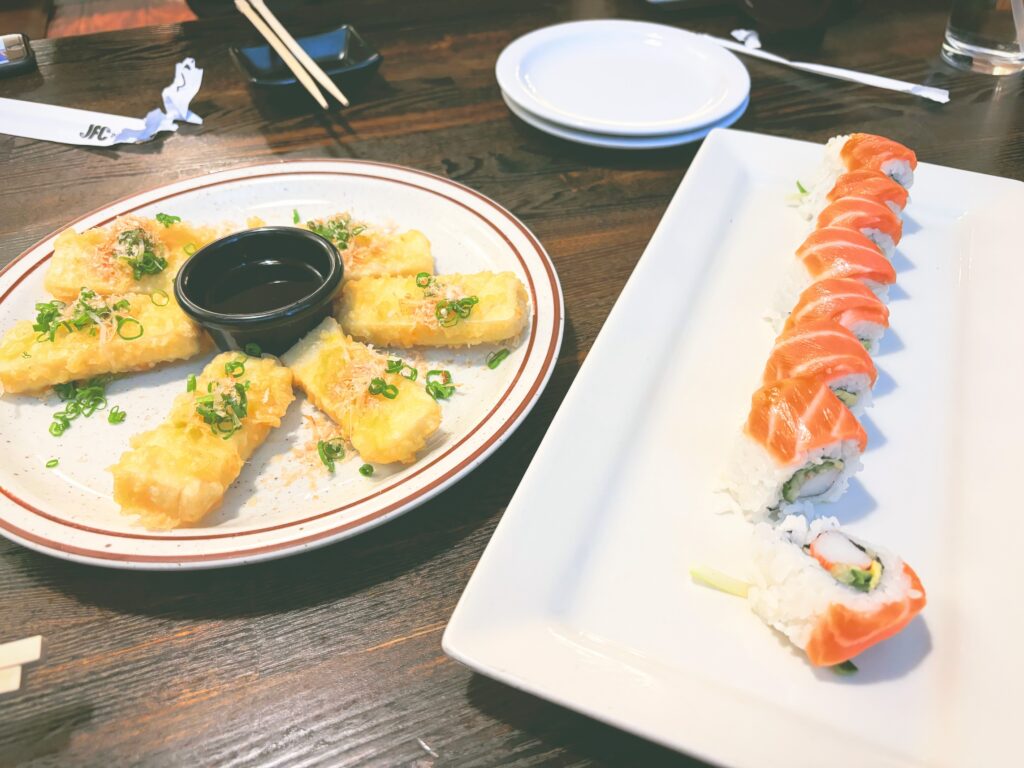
1, 1, 1021, 765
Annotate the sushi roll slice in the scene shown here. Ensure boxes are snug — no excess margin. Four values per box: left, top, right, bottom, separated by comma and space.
826, 133, 918, 189
827, 170, 909, 215
748, 515, 926, 668
726, 376, 867, 520
795, 227, 896, 300
763, 320, 877, 414
816, 196, 903, 259
785, 278, 890, 353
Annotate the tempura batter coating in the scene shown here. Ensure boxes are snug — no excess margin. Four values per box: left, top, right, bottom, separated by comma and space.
110, 353, 294, 529
304, 213, 434, 281
335, 271, 529, 347
282, 317, 440, 464
0, 290, 204, 394
45, 214, 223, 302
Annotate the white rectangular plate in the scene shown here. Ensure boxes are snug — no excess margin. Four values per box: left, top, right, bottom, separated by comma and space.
443, 129, 1024, 768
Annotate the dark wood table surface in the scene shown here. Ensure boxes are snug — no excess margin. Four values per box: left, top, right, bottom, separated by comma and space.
2, 1, 1021, 765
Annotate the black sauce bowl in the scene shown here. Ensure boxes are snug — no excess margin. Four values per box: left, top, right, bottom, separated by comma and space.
174, 226, 343, 356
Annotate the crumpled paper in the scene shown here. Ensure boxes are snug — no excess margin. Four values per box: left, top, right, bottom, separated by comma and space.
0, 58, 204, 147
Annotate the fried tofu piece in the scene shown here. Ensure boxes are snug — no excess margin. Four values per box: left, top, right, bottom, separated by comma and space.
335, 271, 529, 347
110, 353, 294, 529
44, 214, 223, 302
0, 290, 204, 394
281, 317, 440, 464
304, 213, 434, 281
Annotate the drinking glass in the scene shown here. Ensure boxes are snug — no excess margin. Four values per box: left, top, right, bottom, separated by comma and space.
943, 0, 1024, 75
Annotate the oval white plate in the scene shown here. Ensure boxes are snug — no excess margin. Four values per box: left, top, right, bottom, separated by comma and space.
0, 160, 563, 570
502, 89, 749, 149
495, 20, 750, 137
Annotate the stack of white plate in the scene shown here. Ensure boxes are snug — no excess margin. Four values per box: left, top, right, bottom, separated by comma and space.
496, 20, 751, 150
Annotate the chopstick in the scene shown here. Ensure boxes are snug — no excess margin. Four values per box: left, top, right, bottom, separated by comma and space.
0, 635, 43, 696
234, 0, 332, 110
247, 0, 350, 107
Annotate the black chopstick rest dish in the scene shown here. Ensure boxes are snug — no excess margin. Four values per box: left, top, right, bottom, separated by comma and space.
175, 226, 343, 355
230, 25, 381, 96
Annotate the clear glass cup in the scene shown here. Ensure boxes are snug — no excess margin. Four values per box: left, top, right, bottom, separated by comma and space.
943, 0, 1024, 75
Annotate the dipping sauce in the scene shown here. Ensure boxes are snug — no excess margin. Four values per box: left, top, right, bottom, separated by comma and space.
203, 258, 324, 315
174, 226, 343, 355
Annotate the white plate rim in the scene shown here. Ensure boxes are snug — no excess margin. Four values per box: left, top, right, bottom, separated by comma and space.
0, 159, 564, 570
495, 20, 750, 137
502, 88, 749, 149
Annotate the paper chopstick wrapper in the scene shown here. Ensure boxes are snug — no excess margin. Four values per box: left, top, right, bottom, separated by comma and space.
0, 58, 203, 147
707, 30, 950, 105
0, 635, 44, 695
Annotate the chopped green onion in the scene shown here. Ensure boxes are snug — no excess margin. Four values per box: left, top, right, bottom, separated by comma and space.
151, 290, 169, 306
183, 243, 197, 256
400, 365, 418, 381
317, 438, 345, 473
689, 566, 750, 598
116, 228, 167, 279
425, 369, 451, 385
426, 381, 455, 401
385, 358, 404, 374
155, 213, 181, 227
47, 376, 114, 436
244, 342, 262, 357
115, 316, 144, 340
108, 405, 127, 424
368, 377, 386, 395
796, 180, 809, 195
415, 272, 432, 288
194, 378, 249, 439
832, 660, 858, 676
486, 348, 510, 369
435, 296, 479, 327
359, 463, 374, 477
224, 359, 246, 378
293, 208, 301, 224
306, 215, 365, 250
187, 374, 197, 392
45, 458, 59, 468
381, 383, 398, 399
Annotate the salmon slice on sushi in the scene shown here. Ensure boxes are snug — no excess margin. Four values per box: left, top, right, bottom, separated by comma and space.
792, 227, 896, 302
784, 278, 890, 354
725, 376, 867, 520
827, 170, 909, 214
827, 133, 918, 188
748, 515, 926, 670
763, 321, 877, 414
817, 196, 903, 259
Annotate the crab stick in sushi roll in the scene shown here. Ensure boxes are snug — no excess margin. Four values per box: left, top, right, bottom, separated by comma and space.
763, 321, 877, 414
726, 377, 867, 520
784, 278, 890, 354
817, 196, 903, 259
748, 515, 926, 669
796, 228, 896, 299
828, 133, 918, 188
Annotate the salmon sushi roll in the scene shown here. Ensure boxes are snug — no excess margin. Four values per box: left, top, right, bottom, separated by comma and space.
796, 227, 896, 298
827, 170, 909, 214
763, 321, 877, 414
748, 515, 926, 669
826, 133, 918, 188
785, 278, 890, 353
817, 196, 903, 258
726, 377, 867, 520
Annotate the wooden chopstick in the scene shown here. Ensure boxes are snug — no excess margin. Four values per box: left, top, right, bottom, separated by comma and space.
234, 0, 329, 110
248, 0, 350, 107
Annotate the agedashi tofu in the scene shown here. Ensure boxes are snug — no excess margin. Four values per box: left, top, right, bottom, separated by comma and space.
110, 352, 294, 530
0, 289, 204, 394
335, 271, 529, 347
282, 317, 440, 464
303, 213, 434, 281
44, 214, 222, 302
